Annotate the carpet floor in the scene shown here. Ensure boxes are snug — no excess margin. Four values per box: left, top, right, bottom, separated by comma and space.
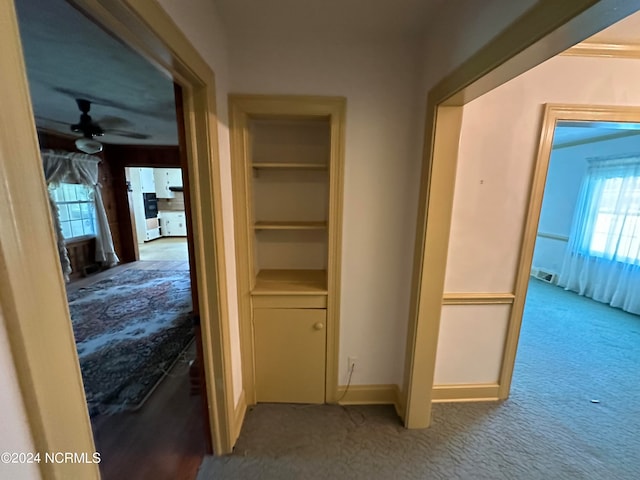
197, 279, 640, 479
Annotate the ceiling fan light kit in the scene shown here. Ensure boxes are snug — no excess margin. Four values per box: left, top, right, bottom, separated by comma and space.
75, 137, 103, 154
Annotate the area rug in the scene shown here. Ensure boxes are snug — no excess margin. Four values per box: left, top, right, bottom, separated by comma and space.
67, 268, 194, 416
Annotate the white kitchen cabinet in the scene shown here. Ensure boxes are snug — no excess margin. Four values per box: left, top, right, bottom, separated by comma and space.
145, 228, 161, 241
139, 167, 156, 193
154, 168, 183, 198
159, 211, 187, 236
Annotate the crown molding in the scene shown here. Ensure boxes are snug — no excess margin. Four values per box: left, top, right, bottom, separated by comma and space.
562, 42, 640, 59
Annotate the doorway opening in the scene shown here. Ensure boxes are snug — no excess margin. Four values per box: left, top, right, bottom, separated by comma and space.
514, 112, 640, 470
14, 0, 210, 476
2, 0, 235, 474
402, 3, 640, 428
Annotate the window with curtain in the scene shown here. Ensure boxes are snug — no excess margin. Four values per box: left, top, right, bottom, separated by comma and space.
575, 160, 640, 264
41, 150, 119, 281
586, 174, 640, 263
49, 183, 97, 240
558, 154, 640, 315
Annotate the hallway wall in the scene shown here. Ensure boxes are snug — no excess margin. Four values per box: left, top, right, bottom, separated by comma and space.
228, 34, 423, 386
0, 308, 39, 480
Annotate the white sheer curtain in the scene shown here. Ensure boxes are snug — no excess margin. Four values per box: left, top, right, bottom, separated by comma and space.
558, 154, 640, 315
41, 150, 119, 280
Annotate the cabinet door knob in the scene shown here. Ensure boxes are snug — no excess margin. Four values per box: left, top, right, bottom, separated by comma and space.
313, 322, 324, 330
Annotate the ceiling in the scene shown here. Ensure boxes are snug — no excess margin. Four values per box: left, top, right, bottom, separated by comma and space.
553, 122, 640, 149
15, 0, 178, 146
12, 1, 640, 150
215, 0, 447, 41
586, 9, 640, 45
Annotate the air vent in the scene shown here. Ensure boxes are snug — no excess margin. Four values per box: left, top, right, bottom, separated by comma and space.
531, 267, 557, 284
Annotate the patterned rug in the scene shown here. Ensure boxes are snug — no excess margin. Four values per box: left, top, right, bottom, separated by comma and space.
67, 268, 194, 416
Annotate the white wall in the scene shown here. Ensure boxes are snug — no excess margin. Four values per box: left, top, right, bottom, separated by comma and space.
533, 134, 640, 275
229, 35, 424, 386
437, 54, 640, 384
156, 0, 243, 404
0, 307, 40, 480
156, 0, 545, 390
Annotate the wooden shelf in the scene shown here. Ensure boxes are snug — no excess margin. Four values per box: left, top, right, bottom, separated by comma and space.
252, 162, 327, 170
254, 221, 327, 230
252, 269, 327, 295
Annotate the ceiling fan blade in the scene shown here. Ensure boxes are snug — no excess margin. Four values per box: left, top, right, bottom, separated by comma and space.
34, 115, 70, 127
105, 129, 151, 140
97, 115, 134, 130
53, 87, 175, 120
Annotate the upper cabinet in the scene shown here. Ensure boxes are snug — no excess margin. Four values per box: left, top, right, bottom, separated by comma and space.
137, 167, 183, 198
139, 167, 156, 193
153, 168, 183, 198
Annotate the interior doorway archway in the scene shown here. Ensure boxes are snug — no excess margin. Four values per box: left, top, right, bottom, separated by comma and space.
402, 1, 640, 428
0, 2, 235, 478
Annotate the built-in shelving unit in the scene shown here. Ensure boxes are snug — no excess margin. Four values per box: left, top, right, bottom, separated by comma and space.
249, 116, 331, 292
253, 221, 327, 230
252, 269, 328, 295
230, 95, 345, 405
252, 162, 327, 170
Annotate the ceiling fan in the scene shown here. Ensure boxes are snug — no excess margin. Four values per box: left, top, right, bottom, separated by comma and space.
37, 98, 151, 154
71, 99, 105, 154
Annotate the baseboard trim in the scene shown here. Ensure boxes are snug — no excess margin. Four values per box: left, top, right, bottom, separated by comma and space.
442, 292, 515, 305
394, 386, 405, 420
232, 389, 247, 443
336, 384, 402, 410
432, 383, 500, 403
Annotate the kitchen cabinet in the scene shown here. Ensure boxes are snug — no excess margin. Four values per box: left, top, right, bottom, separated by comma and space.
159, 211, 187, 236
154, 168, 183, 198
139, 167, 156, 193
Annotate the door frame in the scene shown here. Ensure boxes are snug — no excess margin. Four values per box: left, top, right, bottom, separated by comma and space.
402, 0, 639, 428
0, 4, 234, 480
500, 103, 640, 398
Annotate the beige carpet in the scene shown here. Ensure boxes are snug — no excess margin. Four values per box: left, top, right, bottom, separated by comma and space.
197, 279, 640, 479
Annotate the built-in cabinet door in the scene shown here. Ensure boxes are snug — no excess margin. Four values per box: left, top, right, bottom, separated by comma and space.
253, 308, 326, 403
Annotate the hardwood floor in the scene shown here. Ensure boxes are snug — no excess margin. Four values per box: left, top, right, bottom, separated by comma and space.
139, 237, 189, 262
68, 259, 207, 480
91, 342, 207, 480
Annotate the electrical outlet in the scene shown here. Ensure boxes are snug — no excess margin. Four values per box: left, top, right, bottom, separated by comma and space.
347, 356, 357, 373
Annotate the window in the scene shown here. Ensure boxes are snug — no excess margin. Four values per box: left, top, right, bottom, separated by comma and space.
578, 162, 640, 264
49, 183, 96, 240
589, 175, 640, 260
